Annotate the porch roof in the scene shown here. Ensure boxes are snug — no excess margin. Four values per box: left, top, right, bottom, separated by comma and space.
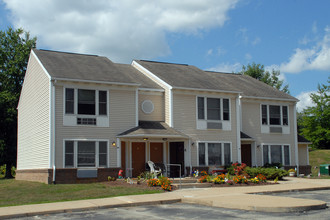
241, 131, 254, 140
117, 121, 188, 138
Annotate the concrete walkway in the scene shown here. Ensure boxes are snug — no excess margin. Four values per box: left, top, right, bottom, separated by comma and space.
1, 177, 330, 219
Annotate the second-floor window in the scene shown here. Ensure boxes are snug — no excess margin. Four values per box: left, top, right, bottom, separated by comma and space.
261, 104, 288, 126
65, 88, 108, 116
198, 97, 230, 121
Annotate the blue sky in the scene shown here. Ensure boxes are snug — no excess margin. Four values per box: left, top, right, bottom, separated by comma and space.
1, 0, 329, 111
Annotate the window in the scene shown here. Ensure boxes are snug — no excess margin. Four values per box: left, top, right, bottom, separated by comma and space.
78, 141, 96, 167
65, 141, 74, 167
208, 143, 221, 165
99, 141, 107, 167
197, 97, 230, 121
269, 105, 281, 125
261, 105, 289, 126
198, 143, 206, 166
198, 97, 205, 119
78, 89, 95, 115
223, 99, 230, 120
282, 106, 288, 125
207, 98, 221, 120
263, 144, 290, 166
99, 91, 107, 115
65, 88, 74, 114
198, 142, 231, 166
64, 140, 108, 168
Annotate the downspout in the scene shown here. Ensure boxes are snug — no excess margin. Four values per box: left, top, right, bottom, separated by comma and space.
236, 94, 241, 163
51, 80, 56, 184
293, 103, 299, 174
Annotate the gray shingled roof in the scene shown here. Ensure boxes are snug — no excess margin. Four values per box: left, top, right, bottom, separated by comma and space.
118, 121, 187, 138
241, 131, 253, 139
136, 60, 297, 101
298, 134, 311, 143
33, 49, 162, 89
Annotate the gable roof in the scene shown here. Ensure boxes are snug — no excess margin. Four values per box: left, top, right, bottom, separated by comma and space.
117, 121, 188, 138
33, 49, 162, 90
298, 134, 312, 144
135, 60, 297, 101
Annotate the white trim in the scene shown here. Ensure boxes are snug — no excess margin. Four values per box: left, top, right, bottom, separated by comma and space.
117, 134, 187, 138
132, 61, 173, 89
236, 95, 241, 163
116, 138, 121, 167
138, 88, 164, 92
293, 103, 299, 173
135, 89, 139, 126
261, 144, 291, 166
306, 145, 309, 165
169, 89, 173, 127
197, 141, 233, 166
141, 100, 154, 114
173, 86, 241, 94
242, 95, 298, 102
32, 50, 52, 79
54, 77, 140, 87
63, 139, 109, 168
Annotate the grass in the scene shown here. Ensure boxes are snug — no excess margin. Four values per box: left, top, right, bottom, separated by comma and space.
0, 179, 163, 207
309, 149, 330, 178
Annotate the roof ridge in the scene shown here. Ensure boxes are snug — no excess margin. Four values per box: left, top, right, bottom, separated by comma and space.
138, 60, 189, 66
35, 49, 99, 57
204, 70, 238, 75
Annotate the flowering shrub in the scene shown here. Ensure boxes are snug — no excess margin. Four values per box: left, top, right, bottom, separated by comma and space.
159, 177, 172, 191
213, 174, 226, 184
226, 179, 234, 185
200, 171, 208, 176
256, 174, 267, 182
250, 177, 260, 184
147, 178, 160, 187
198, 175, 209, 183
231, 163, 247, 175
233, 175, 248, 184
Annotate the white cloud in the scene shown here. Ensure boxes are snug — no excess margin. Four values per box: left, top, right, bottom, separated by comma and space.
281, 26, 330, 73
296, 91, 316, 112
3, 0, 238, 63
207, 62, 242, 73
245, 53, 252, 61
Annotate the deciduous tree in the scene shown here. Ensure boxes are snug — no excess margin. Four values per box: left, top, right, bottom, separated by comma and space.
0, 27, 36, 178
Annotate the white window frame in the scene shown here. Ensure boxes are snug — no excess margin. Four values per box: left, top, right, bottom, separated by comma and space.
260, 104, 289, 126
197, 96, 231, 122
63, 87, 110, 127
63, 139, 109, 168
261, 144, 291, 166
197, 141, 232, 166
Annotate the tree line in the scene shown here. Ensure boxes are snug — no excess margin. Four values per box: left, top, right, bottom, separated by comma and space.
0, 27, 328, 178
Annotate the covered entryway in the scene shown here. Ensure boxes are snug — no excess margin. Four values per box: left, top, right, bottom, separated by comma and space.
132, 142, 146, 177
241, 144, 252, 167
169, 142, 185, 177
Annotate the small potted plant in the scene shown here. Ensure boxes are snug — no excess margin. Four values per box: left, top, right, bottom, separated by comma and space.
288, 169, 296, 177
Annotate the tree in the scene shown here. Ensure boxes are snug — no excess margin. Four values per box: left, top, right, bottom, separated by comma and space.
0, 27, 36, 178
239, 62, 289, 93
299, 78, 330, 149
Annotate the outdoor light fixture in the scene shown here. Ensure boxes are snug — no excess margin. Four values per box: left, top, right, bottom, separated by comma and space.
143, 138, 148, 141
112, 141, 116, 147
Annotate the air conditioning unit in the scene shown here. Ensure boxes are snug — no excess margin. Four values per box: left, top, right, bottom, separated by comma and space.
270, 127, 282, 133
207, 122, 222, 129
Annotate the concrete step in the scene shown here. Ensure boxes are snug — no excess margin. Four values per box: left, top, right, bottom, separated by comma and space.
172, 183, 212, 189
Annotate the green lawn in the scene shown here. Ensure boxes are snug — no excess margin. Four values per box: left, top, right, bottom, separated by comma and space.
0, 179, 163, 207
309, 149, 330, 178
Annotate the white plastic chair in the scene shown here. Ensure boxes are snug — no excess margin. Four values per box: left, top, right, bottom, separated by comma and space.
148, 161, 162, 178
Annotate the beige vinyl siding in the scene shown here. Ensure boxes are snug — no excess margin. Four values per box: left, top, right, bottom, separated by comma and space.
17, 53, 50, 169
172, 91, 239, 166
298, 144, 308, 165
241, 99, 296, 166
138, 92, 164, 121
55, 84, 137, 168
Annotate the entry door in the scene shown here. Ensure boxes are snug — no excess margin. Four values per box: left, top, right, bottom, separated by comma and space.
169, 142, 185, 177
132, 142, 146, 177
241, 144, 252, 167
150, 142, 163, 164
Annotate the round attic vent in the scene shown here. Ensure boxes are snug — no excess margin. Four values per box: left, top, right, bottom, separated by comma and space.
141, 100, 154, 114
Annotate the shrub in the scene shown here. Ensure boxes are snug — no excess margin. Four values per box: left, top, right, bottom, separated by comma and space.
245, 167, 288, 180
213, 174, 226, 184
147, 178, 160, 187
233, 175, 248, 184
0, 165, 5, 176
200, 171, 208, 176
158, 176, 172, 191
140, 171, 154, 180
228, 163, 247, 176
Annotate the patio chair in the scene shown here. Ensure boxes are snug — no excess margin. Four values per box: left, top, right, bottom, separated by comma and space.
148, 161, 162, 178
